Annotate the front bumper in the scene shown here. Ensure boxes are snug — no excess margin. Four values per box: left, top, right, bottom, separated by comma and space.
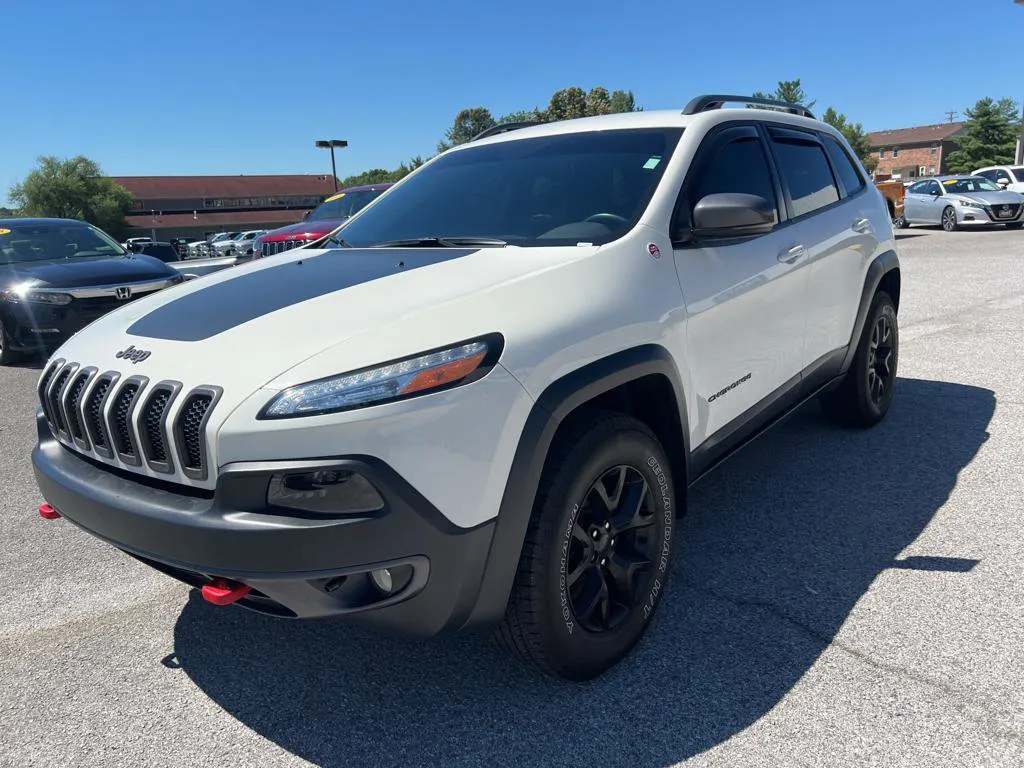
31, 410, 496, 636
2, 299, 115, 352
957, 204, 1023, 225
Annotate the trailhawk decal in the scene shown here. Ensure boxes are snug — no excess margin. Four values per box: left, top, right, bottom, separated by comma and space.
126, 247, 478, 342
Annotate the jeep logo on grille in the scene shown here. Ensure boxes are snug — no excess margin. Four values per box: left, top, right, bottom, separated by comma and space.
114, 286, 132, 300
115, 344, 151, 364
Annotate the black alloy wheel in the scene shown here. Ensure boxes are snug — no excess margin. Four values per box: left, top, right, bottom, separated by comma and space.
565, 465, 658, 633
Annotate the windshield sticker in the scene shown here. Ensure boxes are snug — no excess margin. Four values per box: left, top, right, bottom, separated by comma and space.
324, 192, 346, 202
943, 180, 958, 186
0, 228, 9, 235
643, 156, 662, 170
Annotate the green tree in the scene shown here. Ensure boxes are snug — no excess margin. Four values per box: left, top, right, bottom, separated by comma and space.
498, 108, 546, 125
945, 97, 1021, 173
545, 86, 589, 121
437, 107, 497, 152
751, 78, 816, 110
821, 106, 878, 172
8, 155, 134, 239
608, 89, 639, 114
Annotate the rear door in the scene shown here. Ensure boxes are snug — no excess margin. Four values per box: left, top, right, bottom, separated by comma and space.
903, 180, 929, 222
671, 123, 809, 444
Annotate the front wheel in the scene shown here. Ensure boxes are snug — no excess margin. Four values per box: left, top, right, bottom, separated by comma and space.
497, 412, 677, 681
0, 320, 26, 366
941, 206, 959, 232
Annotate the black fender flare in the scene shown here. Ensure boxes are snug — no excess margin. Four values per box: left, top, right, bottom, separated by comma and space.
458, 343, 690, 630
840, 249, 900, 374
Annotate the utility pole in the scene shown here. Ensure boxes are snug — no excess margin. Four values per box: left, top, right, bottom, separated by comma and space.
1017, 97, 1024, 164
945, 111, 957, 123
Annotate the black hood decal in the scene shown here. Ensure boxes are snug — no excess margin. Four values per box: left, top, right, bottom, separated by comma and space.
126, 248, 478, 342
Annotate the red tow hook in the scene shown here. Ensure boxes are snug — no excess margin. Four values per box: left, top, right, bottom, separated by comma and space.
38, 502, 61, 520
201, 578, 252, 606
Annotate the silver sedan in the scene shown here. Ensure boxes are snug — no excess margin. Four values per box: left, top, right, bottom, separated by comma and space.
898, 175, 1024, 231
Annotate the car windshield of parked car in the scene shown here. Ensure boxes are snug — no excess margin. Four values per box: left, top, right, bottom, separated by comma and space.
1012, 168, 1024, 182
308, 189, 386, 221
332, 128, 683, 248
942, 177, 1001, 194
0, 223, 126, 264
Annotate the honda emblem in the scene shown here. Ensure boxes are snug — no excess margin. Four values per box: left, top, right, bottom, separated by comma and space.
114, 286, 132, 300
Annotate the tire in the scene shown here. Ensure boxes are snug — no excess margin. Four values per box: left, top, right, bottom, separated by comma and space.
895, 212, 910, 229
497, 412, 677, 681
0, 320, 26, 366
820, 290, 898, 428
941, 206, 958, 232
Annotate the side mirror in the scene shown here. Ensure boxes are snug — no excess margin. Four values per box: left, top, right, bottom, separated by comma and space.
997, 179, 1010, 187
690, 193, 776, 239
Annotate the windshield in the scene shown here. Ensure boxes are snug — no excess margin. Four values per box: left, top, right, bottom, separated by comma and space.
333, 128, 683, 248
1012, 168, 1024, 183
308, 189, 387, 221
0, 222, 126, 264
942, 177, 1001, 193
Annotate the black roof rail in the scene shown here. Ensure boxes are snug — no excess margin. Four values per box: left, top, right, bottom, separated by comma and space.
682, 94, 815, 120
469, 121, 543, 142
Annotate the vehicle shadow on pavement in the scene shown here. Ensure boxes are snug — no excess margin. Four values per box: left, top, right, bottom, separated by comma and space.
171, 377, 994, 768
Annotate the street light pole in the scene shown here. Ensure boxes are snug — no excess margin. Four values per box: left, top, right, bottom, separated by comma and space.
315, 139, 348, 192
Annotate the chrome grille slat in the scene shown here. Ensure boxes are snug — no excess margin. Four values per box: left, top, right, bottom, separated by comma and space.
39, 362, 219, 486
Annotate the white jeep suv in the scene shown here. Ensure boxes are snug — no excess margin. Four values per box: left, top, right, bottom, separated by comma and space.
31, 94, 901, 681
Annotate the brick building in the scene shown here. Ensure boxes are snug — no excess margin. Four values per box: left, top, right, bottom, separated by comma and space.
867, 122, 966, 180
114, 174, 337, 240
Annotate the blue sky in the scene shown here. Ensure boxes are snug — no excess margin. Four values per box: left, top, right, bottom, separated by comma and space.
2, 0, 1022, 205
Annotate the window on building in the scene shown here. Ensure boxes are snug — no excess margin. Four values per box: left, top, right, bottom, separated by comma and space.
929, 166, 936, 174
892, 147, 899, 158
930, 143, 938, 155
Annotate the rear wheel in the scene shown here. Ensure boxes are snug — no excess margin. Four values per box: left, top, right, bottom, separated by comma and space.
820, 290, 898, 428
497, 412, 676, 681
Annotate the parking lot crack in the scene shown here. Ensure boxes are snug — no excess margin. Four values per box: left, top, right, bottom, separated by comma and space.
691, 584, 1024, 745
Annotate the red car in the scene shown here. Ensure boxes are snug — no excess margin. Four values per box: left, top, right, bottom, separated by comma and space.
253, 183, 392, 258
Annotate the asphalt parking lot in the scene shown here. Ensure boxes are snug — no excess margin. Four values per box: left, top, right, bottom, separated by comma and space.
2, 225, 1023, 767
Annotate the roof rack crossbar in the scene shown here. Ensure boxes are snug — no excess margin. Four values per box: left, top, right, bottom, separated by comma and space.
469, 121, 543, 142
682, 94, 815, 120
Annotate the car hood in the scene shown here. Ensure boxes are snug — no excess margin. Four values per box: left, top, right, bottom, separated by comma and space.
956, 190, 1024, 205
261, 218, 345, 240
0, 253, 176, 289
49, 244, 588, 397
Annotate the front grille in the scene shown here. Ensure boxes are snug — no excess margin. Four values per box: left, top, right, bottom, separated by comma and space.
111, 382, 140, 458
261, 239, 303, 257
177, 393, 213, 472
75, 296, 138, 323
139, 386, 177, 470
39, 362, 220, 485
85, 376, 114, 453
47, 366, 73, 436
990, 203, 1021, 220
65, 372, 91, 441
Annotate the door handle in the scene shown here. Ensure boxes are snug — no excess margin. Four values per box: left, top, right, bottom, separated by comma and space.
853, 217, 871, 233
778, 245, 805, 264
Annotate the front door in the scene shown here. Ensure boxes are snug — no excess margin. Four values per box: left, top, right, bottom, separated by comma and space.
671, 124, 809, 445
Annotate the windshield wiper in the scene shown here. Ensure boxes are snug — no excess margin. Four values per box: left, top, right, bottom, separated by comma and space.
325, 234, 353, 248
368, 236, 507, 248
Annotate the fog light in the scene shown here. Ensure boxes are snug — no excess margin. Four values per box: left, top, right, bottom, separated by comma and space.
370, 568, 393, 594
267, 469, 385, 515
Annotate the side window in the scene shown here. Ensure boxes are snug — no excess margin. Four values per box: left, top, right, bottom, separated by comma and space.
928, 181, 943, 195
675, 129, 779, 235
823, 135, 865, 196
769, 132, 840, 218
908, 181, 928, 194
995, 169, 1012, 184
977, 170, 996, 182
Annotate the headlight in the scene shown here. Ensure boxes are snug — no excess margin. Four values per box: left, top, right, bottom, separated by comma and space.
259, 334, 503, 419
959, 199, 984, 208
1, 281, 72, 305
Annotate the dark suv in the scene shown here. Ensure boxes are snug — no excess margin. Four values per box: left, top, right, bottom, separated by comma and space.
0, 218, 184, 364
